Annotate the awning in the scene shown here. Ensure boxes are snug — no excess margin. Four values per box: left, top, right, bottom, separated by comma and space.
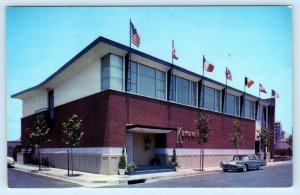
126, 124, 176, 134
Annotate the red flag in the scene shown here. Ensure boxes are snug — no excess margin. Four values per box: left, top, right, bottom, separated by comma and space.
172, 40, 178, 60
203, 56, 214, 72
225, 67, 232, 81
245, 77, 254, 88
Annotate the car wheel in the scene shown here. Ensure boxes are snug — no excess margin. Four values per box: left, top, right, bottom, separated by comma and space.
242, 164, 248, 172
223, 169, 228, 172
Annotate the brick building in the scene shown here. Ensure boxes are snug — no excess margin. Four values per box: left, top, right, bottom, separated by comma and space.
12, 36, 275, 175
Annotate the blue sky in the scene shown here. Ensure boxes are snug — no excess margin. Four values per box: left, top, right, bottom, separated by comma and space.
6, 6, 292, 141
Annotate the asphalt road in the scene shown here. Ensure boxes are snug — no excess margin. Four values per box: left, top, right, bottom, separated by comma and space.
112, 163, 293, 188
7, 163, 292, 188
8, 168, 82, 188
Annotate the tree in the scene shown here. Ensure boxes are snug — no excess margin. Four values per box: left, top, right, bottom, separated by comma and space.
195, 112, 212, 171
27, 114, 51, 171
256, 128, 273, 160
62, 114, 84, 176
228, 119, 244, 154
286, 134, 292, 157
286, 134, 292, 148
168, 148, 179, 169
118, 145, 126, 169
196, 112, 212, 144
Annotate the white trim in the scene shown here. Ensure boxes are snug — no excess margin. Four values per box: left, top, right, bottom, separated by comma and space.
155, 148, 255, 155
34, 147, 123, 155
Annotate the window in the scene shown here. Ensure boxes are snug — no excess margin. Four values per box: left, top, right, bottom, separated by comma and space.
139, 64, 156, 98
48, 90, 54, 119
127, 61, 138, 93
226, 93, 239, 116
177, 77, 190, 105
156, 70, 166, 100
101, 54, 123, 91
190, 82, 197, 107
169, 75, 176, 101
171, 76, 197, 107
243, 99, 255, 119
200, 86, 220, 112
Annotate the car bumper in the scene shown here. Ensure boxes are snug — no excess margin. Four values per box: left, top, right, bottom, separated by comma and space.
221, 164, 243, 170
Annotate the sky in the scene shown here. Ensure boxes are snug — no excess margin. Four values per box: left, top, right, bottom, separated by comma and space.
6, 6, 292, 141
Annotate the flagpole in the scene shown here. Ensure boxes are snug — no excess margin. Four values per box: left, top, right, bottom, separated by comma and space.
172, 40, 174, 66
244, 77, 246, 94
202, 55, 205, 78
129, 18, 132, 50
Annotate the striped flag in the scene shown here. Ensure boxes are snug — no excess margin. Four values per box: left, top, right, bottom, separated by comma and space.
272, 89, 280, 98
225, 67, 232, 81
203, 56, 214, 72
259, 84, 267, 93
130, 21, 140, 47
172, 40, 178, 60
245, 77, 254, 88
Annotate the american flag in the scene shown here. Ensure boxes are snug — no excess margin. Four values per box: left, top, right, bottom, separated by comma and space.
259, 84, 267, 94
130, 21, 140, 47
225, 67, 232, 81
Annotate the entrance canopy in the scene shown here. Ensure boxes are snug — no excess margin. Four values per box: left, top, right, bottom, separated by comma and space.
126, 124, 176, 134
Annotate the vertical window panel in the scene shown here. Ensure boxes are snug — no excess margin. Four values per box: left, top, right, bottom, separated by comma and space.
176, 77, 190, 105
200, 85, 221, 112
127, 61, 138, 93
156, 70, 166, 100
139, 64, 156, 98
190, 82, 197, 107
101, 54, 123, 91
226, 93, 240, 116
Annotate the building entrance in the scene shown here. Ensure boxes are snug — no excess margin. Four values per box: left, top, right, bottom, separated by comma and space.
133, 133, 155, 165
125, 125, 176, 166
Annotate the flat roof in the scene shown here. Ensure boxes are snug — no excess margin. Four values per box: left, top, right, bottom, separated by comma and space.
11, 36, 270, 104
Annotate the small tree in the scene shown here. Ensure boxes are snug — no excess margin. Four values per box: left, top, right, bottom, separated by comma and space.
27, 114, 51, 171
168, 148, 179, 169
62, 114, 84, 176
228, 120, 244, 154
118, 145, 126, 169
256, 128, 273, 160
196, 112, 212, 144
286, 134, 292, 148
195, 112, 212, 171
286, 134, 292, 157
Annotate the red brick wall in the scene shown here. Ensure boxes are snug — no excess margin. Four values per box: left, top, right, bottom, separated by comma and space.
21, 90, 256, 150
108, 90, 256, 149
21, 91, 110, 148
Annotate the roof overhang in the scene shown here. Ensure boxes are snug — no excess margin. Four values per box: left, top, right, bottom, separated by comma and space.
126, 124, 176, 134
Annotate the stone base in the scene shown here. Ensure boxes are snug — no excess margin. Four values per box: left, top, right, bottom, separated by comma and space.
38, 153, 121, 175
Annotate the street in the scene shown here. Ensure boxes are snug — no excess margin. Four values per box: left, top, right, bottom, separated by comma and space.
8, 163, 292, 188
8, 168, 82, 188
111, 163, 293, 188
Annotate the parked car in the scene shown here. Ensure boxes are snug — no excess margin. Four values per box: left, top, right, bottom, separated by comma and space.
220, 155, 267, 172
7, 156, 15, 167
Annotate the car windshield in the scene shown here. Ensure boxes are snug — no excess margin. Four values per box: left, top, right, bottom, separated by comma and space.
233, 156, 248, 161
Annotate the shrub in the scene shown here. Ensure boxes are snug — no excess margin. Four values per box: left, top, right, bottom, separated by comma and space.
168, 148, 179, 168
118, 146, 126, 169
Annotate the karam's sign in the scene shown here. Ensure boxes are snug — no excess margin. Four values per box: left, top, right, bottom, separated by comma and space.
176, 127, 200, 144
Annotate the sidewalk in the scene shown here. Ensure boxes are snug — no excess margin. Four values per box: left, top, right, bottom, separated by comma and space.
11, 160, 292, 188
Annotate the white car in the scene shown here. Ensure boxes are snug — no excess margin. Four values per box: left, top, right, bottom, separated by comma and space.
7, 156, 15, 167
